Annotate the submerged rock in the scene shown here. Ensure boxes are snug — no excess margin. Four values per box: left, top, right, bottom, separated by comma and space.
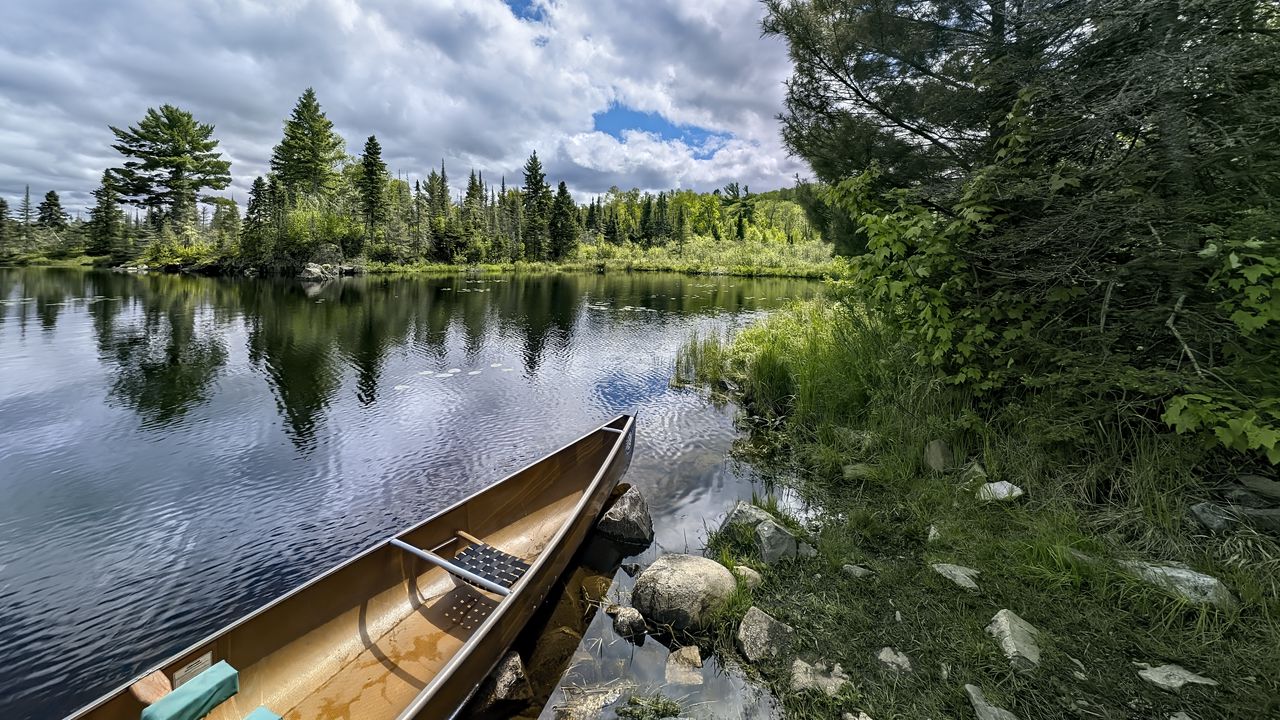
632, 554, 735, 632
985, 609, 1042, 671
1120, 561, 1237, 608
665, 645, 704, 685
554, 681, 636, 720
756, 518, 798, 565
470, 651, 533, 717
1136, 663, 1218, 692
977, 481, 1025, 502
932, 563, 981, 591
964, 684, 1021, 720
737, 606, 794, 663
790, 659, 851, 697
734, 565, 763, 590
595, 486, 654, 548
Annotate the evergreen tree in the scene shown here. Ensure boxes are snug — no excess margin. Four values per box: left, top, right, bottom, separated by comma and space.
209, 198, 241, 248
604, 212, 621, 245
270, 87, 345, 198
548, 181, 577, 261
36, 191, 68, 230
520, 151, 551, 261
87, 172, 124, 256
107, 104, 232, 225
240, 176, 273, 262
356, 135, 388, 233
0, 197, 10, 253
19, 185, 33, 239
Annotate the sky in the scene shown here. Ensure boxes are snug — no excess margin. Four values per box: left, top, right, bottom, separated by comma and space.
0, 0, 809, 214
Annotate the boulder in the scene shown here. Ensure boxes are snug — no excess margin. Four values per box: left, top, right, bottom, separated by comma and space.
470, 651, 533, 717
877, 647, 912, 673
932, 563, 981, 591
1136, 663, 1218, 692
756, 518, 798, 565
610, 607, 646, 640
1190, 502, 1233, 532
964, 684, 1021, 720
1120, 561, 1237, 608
298, 262, 334, 280
925, 439, 951, 472
595, 486, 654, 548
843, 564, 874, 578
985, 610, 1041, 671
722, 500, 775, 531
632, 554, 736, 632
734, 565, 763, 590
790, 659, 851, 697
737, 606, 794, 663
1239, 474, 1280, 500
665, 645, 703, 685
977, 481, 1025, 502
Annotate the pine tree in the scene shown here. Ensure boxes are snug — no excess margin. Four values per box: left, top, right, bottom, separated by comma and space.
209, 199, 241, 249
240, 176, 273, 262
548, 181, 578, 261
19, 185, 33, 240
270, 88, 345, 199
604, 212, 621, 245
0, 197, 10, 253
520, 151, 552, 261
36, 191, 68, 230
87, 172, 124, 256
107, 104, 232, 225
356, 135, 388, 233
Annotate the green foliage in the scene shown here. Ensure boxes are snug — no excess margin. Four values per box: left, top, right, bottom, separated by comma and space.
86, 172, 125, 257
107, 104, 231, 224
356, 135, 388, 232
36, 191, 68, 230
270, 87, 345, 199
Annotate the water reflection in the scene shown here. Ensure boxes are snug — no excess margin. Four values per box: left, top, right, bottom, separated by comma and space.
0, 267, 818, 719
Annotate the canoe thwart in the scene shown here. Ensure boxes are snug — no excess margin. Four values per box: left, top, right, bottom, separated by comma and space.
388, 538, 513, 597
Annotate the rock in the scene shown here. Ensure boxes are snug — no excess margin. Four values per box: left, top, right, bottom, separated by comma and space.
925, 439, 951, 472
1190, 502, 1233, 532
790, 659, 851, 697
722, 500, 775, 530
554, 681, 636, 720
977, 481, 1025, 502
734, 565, 763, 590
932, 563, 981, 591
756, 518, 798, 565
632, 554, 736, 632
1120, 561, 1237, 608
798, 541, 818, 558
298, 262, 334, 280
621, 562, 642, 577
843, 564, 874, 578
927, 525, 941, 543
665, 645, 703, 685
961, 461, 989, 485
985, 609, 1042, 671
877, 647, 912, 673
611, 607, 646, 640
1240, 474, 1280, 500
595, 486, 654, 547
1238, 507, 1280, 532
843, 463, 877, 481
1225, 488, 1270, 508
1168, 713, 1194, 720
737, 606, 794, 663
337, 264, 363, 276
844, 714, 874, 720
470, 651, 533, 716
1136, 663, 1218, 692
964, 684, 1021, 720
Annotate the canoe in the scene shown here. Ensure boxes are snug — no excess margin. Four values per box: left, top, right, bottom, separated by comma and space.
68, 414, 637, 720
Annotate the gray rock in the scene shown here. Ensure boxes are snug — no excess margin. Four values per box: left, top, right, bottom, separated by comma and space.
1136, 663, 1218, 692
632, 554, 736, 632
554, 681, 636, 720
665, 645, 703, 685
1190, 502, 1233, 532
798, 541, 818, 558
298, 262, 334, 280
1239, 507, 1280, 532
843, 463, 877, 481
1120, 561, 1237, 608
925, 439, 951, 472
843, 714, 874, 720
843, 564, 874, 578
877, 647, 912, 673
790, 659, 851, 697
1225, 487, 1270, 508
734, 565, 763, 590
470, 651, 533, 716
961, 461, 989, 486
985, 609, 1041, 671
1240, 474, 1280, 500
611, 607, 646, 639
722, 500, 775, 530
927, 524, 941, 543
737, 606, 794, 663
964, 684, 1021, 720
977, 481, 1025, 502
756, 517, 798, 565
932, 563, 981, 591
1168, 713, 1194, 720
595, 486, 654, 547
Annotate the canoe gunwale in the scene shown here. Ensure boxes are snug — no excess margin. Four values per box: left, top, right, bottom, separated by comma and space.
63, 414, 634, 720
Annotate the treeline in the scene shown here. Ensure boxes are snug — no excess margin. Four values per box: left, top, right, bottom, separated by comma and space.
0, 88, 821, 271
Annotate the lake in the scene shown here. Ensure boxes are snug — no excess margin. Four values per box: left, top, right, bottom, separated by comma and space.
0, 267, 820, 719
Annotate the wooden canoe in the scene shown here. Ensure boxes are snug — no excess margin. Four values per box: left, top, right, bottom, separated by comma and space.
67, 414, 637, 720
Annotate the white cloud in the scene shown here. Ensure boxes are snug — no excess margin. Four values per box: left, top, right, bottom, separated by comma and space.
0, 0, 808, 213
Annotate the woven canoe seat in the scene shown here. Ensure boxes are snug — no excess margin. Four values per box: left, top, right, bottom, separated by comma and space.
450, 542, 530, 590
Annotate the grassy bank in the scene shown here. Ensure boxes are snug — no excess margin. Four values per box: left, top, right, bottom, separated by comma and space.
678, 300, 1279, 719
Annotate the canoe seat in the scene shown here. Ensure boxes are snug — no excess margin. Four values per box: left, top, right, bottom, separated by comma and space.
451, 540, 530, 590
140, 661, 237, 720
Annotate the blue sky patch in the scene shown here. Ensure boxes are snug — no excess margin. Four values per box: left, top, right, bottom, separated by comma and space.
592, 103, 730, 156
503, 0, 544, 21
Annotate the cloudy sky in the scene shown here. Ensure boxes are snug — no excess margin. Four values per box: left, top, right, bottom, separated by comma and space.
0, 0, 808, 214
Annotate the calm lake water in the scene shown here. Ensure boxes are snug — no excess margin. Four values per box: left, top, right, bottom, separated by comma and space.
0, 267, 820, 719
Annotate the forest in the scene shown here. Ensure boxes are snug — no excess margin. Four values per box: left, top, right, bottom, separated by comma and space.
0, 88, 829, 276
